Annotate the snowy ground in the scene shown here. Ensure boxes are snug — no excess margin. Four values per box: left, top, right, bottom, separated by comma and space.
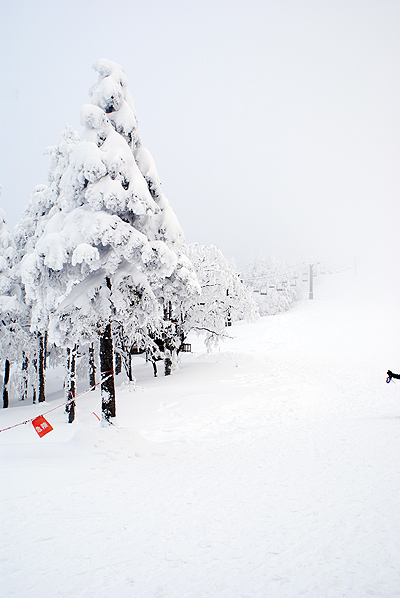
1, 268, 400, 598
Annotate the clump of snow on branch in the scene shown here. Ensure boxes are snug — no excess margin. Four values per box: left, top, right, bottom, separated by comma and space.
90, 59, 141, 149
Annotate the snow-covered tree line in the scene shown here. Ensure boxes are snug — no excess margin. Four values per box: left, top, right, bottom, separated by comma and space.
1, 59, 257, 420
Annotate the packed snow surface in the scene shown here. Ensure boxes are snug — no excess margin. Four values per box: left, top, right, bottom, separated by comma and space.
1, 270, 400, 597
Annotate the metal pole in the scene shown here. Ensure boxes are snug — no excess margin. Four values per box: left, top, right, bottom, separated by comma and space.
309, 264, 314, 299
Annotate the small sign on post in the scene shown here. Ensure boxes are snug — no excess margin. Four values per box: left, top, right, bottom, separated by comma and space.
32, 415, 53, 438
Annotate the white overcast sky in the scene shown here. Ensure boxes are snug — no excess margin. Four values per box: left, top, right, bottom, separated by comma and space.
1, 0, 399, 269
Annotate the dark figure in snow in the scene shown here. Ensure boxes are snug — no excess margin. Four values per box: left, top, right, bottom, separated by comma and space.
387, 370, 400, 382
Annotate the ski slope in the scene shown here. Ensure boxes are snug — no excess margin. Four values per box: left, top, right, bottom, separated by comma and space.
1, 268, 400, 597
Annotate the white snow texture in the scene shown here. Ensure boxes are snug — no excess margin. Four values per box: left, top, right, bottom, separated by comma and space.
1, 270, 399, 597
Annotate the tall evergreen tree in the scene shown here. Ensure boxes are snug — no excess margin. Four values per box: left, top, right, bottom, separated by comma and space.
0, 208, 27, 407
21, 61, 185, 419
89, 60, 200, 375
14, 127, 81, 403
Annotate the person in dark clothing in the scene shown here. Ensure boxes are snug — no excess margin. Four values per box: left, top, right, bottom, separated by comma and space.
387, 370, 400, 382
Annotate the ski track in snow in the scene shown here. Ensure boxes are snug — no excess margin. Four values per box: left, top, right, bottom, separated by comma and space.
1, 271, 400, 597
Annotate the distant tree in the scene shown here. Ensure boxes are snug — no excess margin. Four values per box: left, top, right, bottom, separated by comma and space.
183, 244, 258, 348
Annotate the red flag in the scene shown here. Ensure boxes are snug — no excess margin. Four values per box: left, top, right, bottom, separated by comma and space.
32, 415, 53, 438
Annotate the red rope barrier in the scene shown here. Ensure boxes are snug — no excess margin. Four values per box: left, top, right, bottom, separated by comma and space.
0, 371, 114, 433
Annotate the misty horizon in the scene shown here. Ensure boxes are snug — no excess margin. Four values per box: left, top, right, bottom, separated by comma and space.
1, 1, 399, 270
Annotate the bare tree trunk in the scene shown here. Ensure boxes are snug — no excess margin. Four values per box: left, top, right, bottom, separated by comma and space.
32, 355, 38, 404
164, 351, 172, 376
89, 343, 96, 389
115, 351, 122, 375
100, 322, 116, 421
152, 360, 158, 377
38, 332, 46, 403
65, 345, 77, 423
21, 353, 28, 401
65, 347, 71, 402
44, 331, 48, 369
127, 351, 134, 381
3, 359, 10, 408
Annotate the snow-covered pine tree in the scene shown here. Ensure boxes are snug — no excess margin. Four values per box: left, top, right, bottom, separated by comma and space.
14, 126, 80, 260
89, 59, 200, 375
22, 63, 182, 420
14, 126, 81, 403
183, 244, 258, 348
152, 251, 200, 376
111, 270, 163, 380
0, 208, 27, 407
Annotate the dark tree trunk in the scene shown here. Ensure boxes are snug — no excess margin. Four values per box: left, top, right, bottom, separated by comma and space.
65, 347, 71, 402
21, 353, 28, 401
38, 332, 46, 403
89, 343, 96, 389
65, 345, 77, 423
3, 359, 10, 408
115, 351, 122, 375
164, 301, 172, 321
32, 356, 38, 404
164, 353, 172, 377
152, 360, 158, 377
100, 322, 116, 420
126, 351, 134, 382
44, 330, 48, 369
128, 359, 133, 381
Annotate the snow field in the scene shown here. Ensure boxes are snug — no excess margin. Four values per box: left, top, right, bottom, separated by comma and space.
1, 270, 400, 597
